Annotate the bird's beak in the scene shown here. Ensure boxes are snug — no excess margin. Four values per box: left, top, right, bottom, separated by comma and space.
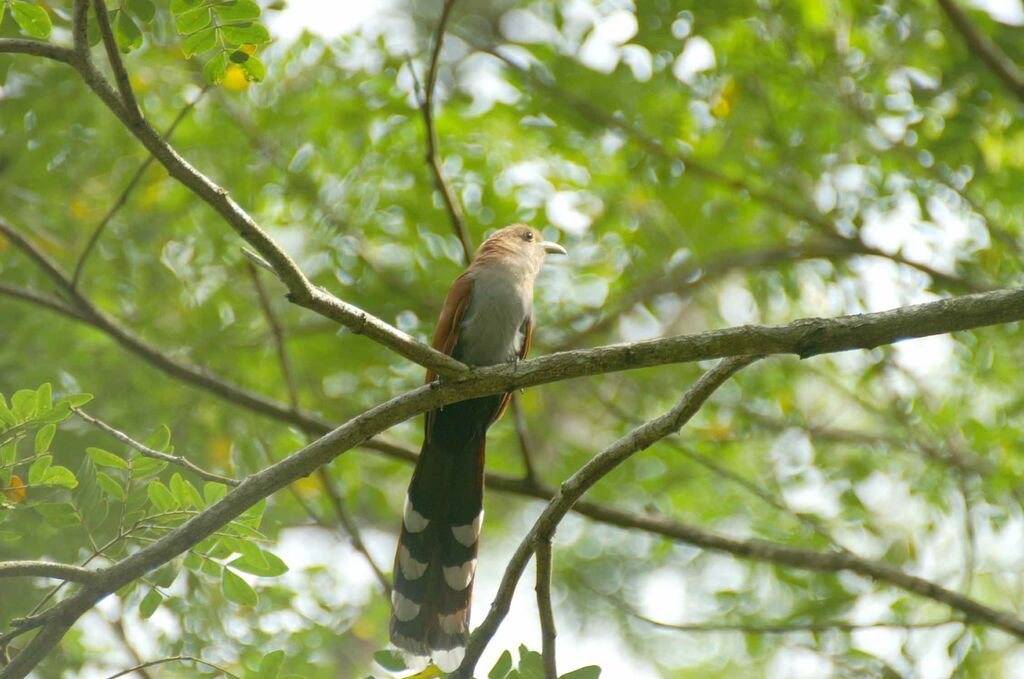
543, 241, 567, 256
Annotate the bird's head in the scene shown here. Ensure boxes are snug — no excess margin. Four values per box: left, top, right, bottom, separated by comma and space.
473, 224, 567, 275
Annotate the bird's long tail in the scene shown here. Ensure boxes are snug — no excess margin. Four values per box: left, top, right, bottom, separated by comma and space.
389, 394, 502, 671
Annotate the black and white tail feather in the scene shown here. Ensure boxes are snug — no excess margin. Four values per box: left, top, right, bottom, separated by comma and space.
389, 394, 501, 672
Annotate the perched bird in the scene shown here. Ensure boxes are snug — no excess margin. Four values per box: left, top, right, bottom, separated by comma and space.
390, 224, 567, 671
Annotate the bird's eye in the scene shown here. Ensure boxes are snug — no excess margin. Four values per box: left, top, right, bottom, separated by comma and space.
522, 231, 534, 241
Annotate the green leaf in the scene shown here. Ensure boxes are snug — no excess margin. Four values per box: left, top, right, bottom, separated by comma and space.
214, 0, 262, 21
66, 393, 94, 407
144, 424, 172, 452
559, 667, 601, 679
132, 456, 168, 479
11, 389, 37, 420
220, 21, 270, 46
257, 649, 286, 679
28, 455, 52, 485
203, 51, 230, 84
373, 649, 407, 672
37, 402, 72, 425
33, 502, 79, 526
490, 650, 513, 679
34, 424, 55, 453
139, 587, 163, 618
35, 383, 52, 412
239, 55, 266, 82
228, 550, 287, 577
42, 465, 78, 488
184, 552, 202, 571
169, 472, 198, 507
204, 481, 228, 505
170, 0, 204, 13
0, 5, 6, 27
175, 5, 211, 35
10, 2, 52, 39
153, 561, 178, 587
181, 26, 217, 57
0, 395, 16, 427
223, 521, 266, 540
127, 0, 156, 22
87, 447, 129, 469
222, 567, 258, 606
0, 441, 16, 468
115, 10, 143, 53
239, 497, 266, 527
96, 471, 126, 502
516, 645, 545, 679
147, 481, 178, 511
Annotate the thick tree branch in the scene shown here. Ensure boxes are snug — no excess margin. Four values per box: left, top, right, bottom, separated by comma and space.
73, 409, 238, 486
4, 284, 1024, 675
937, 0, 1024, 102
0, 562, 97, 586
71, 0, 89, 58
0, 219, 329, 434
0, 33, 464, 377
456, 356, 759, 676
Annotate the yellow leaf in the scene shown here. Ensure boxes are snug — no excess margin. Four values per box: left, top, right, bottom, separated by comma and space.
5, 475, 26, 503
403, 666, 443, 679
207, 435, 233, 468
711, 77, 736, 118
699, 421, 733, 441
292, 474, 323, 497
222, 64, 251, 91
240, 43, 258, 56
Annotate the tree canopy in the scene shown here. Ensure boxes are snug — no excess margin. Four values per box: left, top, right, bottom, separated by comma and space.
2, 0, 1024, 677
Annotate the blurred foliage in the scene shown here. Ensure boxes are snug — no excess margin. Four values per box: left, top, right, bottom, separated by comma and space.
1, 0, 1024, 677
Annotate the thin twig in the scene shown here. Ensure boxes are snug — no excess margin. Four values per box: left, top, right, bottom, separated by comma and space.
595, 583, 963, 634
417, 0, 473, 263
104, 655, 239, 679
72, 87, 209, 289
0, 283, 88, 322
455, 356, 761, 676
0, 562, 97, 585
475, 42, 981, 292
316, 469, 392, 595
109, 617, 153, 679
510, 394, 539, 483
246, 260, 301, 410
73, 408, 239, 486
92, 0, 142, 120
936, 0, 1024, 102
534, 536, 557, 679
0, 219, 334, 434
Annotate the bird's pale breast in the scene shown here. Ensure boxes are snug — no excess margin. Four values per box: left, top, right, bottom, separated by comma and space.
455, 266, 532, 366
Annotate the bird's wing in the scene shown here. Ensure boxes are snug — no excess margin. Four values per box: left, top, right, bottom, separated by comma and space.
427, 271, 474, 380
424, 271, 474, 442
493, 314, 532, 423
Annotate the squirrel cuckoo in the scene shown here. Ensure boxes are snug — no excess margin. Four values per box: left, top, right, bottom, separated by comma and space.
389, 224, 566, 670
